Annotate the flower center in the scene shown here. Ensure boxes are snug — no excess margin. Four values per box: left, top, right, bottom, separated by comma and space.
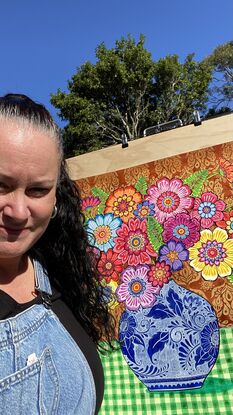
199, 240, 226, 265
198, 202, 216, 218
95, 225, 111, 244
173, 224, 189, 239
105, 262, 113, 270
127, 233, 145, 252
167, 250, 179, 262
158, 191, 180, 213
129, 278, 146, 296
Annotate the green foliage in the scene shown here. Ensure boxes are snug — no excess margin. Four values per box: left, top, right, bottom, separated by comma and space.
184, 169, 209, 197
135, 176, 148, 195
204, 41, 233, 109
51, 34, 212, 157
91, 187, 109, 214
147, 216, 163, 252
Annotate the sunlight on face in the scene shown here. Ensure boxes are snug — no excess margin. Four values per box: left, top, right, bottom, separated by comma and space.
0, 119, 60, 259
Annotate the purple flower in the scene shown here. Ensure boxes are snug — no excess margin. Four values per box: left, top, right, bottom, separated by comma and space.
158, 240, 189, 271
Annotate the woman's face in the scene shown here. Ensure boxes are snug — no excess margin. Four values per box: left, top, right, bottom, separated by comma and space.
0, 119, 59, 259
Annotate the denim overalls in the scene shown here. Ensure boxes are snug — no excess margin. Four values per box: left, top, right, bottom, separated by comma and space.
0, 259, 96, 414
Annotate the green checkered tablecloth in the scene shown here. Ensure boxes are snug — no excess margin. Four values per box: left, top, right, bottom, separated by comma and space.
99, 328, 233, 415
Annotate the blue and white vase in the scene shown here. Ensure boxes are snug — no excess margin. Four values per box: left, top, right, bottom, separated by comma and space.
119, 279, 220, 391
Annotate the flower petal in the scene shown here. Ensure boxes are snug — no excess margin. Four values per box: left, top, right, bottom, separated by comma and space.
202, 265, 218, 281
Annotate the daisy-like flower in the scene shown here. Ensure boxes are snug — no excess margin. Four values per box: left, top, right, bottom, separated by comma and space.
147, 261, 172, 288
158, 240, 189, 271
116, 265, 160, 310
146, 178, 193, 224
191, 192, 225, 229
219, 158, 233, 183
216, 209, 233, 238
97, 249, 123, 282
189, 228, 233, 281
105, 185, 142, 223
134, 200, 155, 220
162, 213, 200, 248
114, 218, 156, 266
86, 213, 122, 252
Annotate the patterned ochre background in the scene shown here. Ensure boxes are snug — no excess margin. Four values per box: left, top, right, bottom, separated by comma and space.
76, 141, 233, 331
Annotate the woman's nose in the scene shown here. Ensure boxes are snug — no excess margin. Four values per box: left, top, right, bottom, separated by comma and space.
2, 192, 30, 222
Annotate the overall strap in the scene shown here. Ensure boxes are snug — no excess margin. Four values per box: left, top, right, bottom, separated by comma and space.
33, 258, 53, 308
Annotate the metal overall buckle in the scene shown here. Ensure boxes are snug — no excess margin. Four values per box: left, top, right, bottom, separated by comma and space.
41, 291, 52, 309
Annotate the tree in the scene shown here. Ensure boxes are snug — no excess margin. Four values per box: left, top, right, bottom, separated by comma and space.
204, 41, 233, 108
152, 54, 212, 125
51, 35, 212, 157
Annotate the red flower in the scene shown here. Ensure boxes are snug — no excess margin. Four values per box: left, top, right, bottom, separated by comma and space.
216, 209, 233, 238
147, 261, 172, 288
97, 249, 123, 282
219, 158, 233, 182
114, 218, 156, 266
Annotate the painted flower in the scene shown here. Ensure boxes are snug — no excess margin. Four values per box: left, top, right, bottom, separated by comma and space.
191, 192, 225, 229
82, 196, 101, 220
196, 320, 219, 368
189, 228, 233, 280
97, 249, 123, 282
116, 265, 160, 310
86, 213, 122, 252
216, 209, 233, 238
146, 178, 193, 224
82, 196, 100, 211
147, 261, 172, 288
162, 213, 200, 248
158, 240, 189, 271
119, 313, 137, 338
101, 280, 119, 310
114, 218, 156, 266
105, 185, 142, 223
219, 158, 233, 182
134, 200, 155, 220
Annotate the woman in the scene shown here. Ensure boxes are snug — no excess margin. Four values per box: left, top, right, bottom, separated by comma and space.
0, 93, 114, 414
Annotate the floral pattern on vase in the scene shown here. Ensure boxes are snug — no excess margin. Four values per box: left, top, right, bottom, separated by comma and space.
119, 280, 219, 391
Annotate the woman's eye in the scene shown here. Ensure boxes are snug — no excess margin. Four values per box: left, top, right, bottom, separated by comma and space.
27, 188, 50, 197
0, 183, 9, 193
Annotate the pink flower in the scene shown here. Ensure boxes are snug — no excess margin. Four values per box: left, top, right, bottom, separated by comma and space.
163, 213, 201, 248
82, 196, 100, 211
191, 192, 225, 229
116, 265, 160, 310
146, 178, 193, 224
113, 218, 156, 266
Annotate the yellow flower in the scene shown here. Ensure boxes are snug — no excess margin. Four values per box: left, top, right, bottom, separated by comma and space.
189, 228, 233, 281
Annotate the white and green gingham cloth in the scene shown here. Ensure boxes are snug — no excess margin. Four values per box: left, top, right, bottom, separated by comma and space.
99, 328, 233, 415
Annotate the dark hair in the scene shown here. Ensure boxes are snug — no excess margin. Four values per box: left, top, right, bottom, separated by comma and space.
0, 93, 115, 348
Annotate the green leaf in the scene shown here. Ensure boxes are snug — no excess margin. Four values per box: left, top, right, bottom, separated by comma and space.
135, 176, 148, 195
147, 216, 163, 252
184, 169, 209, 197
91, 187, 109, 214
227, 275, 233, 285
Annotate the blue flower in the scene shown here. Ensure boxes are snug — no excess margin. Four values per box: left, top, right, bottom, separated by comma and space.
134, 200, 155, 219
120, 313, 137, 339
86, 213, 122, 252
195, 320, 219, 368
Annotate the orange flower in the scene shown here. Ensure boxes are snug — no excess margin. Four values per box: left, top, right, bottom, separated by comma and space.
219, 158, 233, 182
105, 185, 142, 223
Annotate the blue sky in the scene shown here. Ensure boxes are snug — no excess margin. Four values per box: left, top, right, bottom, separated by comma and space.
0, 0, 232, 126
